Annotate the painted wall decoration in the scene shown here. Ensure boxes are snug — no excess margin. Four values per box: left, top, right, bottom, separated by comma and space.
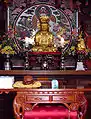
14, 5, 72, 38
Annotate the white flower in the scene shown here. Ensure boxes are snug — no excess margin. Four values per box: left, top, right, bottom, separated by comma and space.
24, 36, 35, 46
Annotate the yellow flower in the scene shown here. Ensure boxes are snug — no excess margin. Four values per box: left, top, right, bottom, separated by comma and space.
1, 46, 15, 55
70, 46, 75, 51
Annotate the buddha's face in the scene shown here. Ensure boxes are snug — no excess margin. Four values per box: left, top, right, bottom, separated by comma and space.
41, 23, 49, 31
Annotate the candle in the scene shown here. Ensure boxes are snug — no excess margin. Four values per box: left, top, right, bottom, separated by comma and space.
25, 37, 29, 47
76, 10, 78, 36
61, 37, 64, 48
7, 7, 9, 31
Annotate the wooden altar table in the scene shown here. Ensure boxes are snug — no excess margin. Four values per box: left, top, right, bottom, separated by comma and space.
0, 88, 91, 119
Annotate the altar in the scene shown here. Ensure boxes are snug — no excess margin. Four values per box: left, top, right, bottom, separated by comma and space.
0, 0, 88, 71
0, 0, 90, 118
0, 88, 89, 119
5, 0, 79, 70
28, 52, 61, 70
0, 70, 91, 119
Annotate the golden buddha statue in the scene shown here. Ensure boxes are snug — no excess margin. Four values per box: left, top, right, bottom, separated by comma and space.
77, 32, 86, 51
32, 15, 57, 52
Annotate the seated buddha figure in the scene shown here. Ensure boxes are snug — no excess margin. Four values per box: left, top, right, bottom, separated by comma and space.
32, 15, 57, 52
77, 32, 86, 51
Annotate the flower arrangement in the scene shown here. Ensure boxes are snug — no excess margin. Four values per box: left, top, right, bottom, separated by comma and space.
85, 48, 91, 59
0, 46, 15, 55
0, 29, 17, 55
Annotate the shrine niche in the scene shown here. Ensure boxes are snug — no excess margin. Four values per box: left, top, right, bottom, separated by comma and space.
8, 0, 77, 52
7, 0, 77, 69
14, 5, 72, 52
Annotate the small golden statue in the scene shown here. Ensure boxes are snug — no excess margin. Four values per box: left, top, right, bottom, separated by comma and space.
32, 15, 57, 52
77, 32, 86, 51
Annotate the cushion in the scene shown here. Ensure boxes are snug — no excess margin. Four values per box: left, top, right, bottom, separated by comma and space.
24, 105, 78, 119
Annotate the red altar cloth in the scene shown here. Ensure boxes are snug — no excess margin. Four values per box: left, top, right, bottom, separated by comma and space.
24, 105, 78, 119
29, 51, 61, 55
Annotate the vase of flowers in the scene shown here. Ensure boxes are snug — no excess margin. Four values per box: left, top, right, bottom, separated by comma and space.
0, 29, 17, 70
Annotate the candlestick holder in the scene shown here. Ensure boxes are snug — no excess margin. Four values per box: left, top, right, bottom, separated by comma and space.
60, 47, 65, 70
24, 46, 30, 70
4, 54, 11, 70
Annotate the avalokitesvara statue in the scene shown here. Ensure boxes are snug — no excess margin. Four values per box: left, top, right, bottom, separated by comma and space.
32, 15, 57, 52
